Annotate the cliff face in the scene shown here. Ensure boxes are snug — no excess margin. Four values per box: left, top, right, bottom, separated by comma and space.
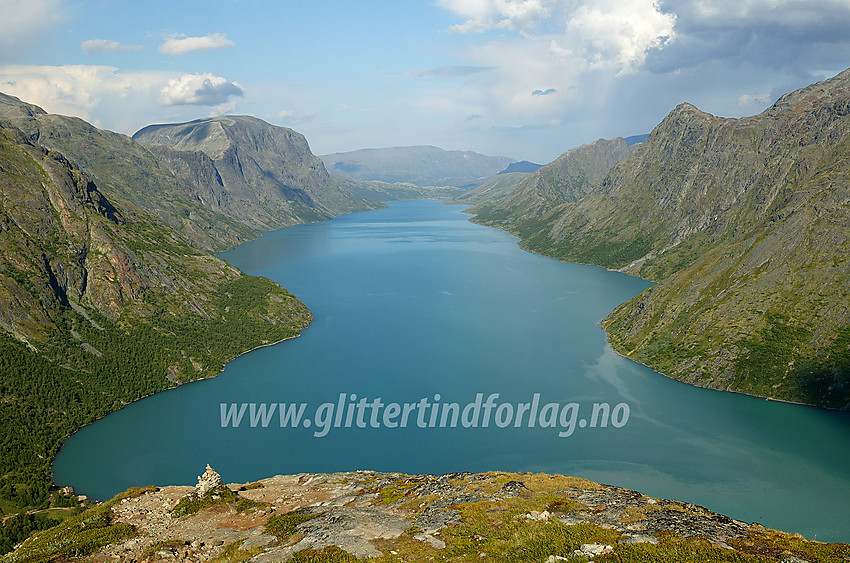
0, 123, 311, 346
0, 124, 137, 344
0, 94, 256, 253
0, 109, 312, 512
133, 116, 379, 232
468, 70, 850, 408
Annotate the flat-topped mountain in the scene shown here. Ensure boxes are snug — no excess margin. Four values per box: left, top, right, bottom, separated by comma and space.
499, 160, 543, 174
134, 116, 377, 233
320, 145, 515, 187
470, 69, 850, 408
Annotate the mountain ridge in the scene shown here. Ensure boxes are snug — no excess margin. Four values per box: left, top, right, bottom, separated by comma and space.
0, 101, 314, 526
320, 145, 515, 187
468, 69, 850, 408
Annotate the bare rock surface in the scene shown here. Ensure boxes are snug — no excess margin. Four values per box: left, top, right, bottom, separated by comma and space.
50, 469, 841, 563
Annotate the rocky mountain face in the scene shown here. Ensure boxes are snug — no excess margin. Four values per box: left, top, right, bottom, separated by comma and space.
133, 116, 378, 233
0, 102, 313, 514
471, 137, 637, 230
320, 145, 515, 187
8, 468, 846, 563
0, 122, 309, 345
470, 70, 850, 408
0, 94, 257, 253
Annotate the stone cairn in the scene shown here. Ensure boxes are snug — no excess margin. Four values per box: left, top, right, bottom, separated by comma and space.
195, 464, 224, 496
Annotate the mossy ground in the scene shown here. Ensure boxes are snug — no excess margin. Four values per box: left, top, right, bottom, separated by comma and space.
0, 486, 154, 563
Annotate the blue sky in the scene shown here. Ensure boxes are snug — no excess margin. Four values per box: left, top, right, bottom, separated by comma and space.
1, 0, 849, 163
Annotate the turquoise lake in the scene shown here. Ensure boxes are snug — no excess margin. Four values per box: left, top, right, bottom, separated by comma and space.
53, 200, 850, 541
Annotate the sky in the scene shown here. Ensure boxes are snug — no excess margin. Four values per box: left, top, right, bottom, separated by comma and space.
1, 0, 849, 163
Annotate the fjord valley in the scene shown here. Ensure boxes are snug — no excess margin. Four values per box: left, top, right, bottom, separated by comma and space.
471, 69, 850, 410
1, 65, 850, 561
0, 93, 390, 548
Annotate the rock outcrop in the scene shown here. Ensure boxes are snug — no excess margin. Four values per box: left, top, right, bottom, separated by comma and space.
5, 469, 846, 563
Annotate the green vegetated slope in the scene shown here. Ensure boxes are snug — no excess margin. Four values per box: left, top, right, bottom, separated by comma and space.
133, 116, 380, 232
320, 145, 515, 187
0, 120, 312, 526
472, 70, 850, 408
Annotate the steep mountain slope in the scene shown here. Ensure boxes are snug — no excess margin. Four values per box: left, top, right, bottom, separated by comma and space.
320, 145, 514, 186
133, 116, 377, 232
0, 94, 255, 253
0, 121, 312, 515
472, 70, 850, 408
471, 137, 637, 233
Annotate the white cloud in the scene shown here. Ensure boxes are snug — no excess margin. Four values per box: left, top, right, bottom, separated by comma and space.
209, 101, 239, 116
737, 93, 771, 106
268, 109, 295, 120
159, 33, 235, 56
265, 108, 318, 126
563, 0, 675, 72
0, 64, 243, 134
436, 0, 554, 33
0, 65, 165, 119
158, 73, 243, 106
0, 0, 63, 60
405, 66, 494, 79
81, 39, 144, 55
423, 0, 675, 133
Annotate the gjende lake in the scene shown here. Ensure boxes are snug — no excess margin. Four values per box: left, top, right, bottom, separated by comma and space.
53, 200, 850, 542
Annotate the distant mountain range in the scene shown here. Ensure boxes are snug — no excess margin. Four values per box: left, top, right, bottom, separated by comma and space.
320, 145, 515, 187
470, 71, 850, 409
